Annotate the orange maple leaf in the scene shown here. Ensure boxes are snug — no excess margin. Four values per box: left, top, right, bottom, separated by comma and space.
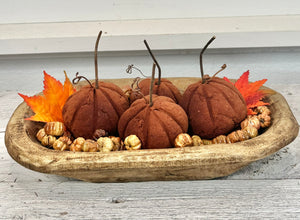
224, 71, 272, 115
19, 71, 75, 122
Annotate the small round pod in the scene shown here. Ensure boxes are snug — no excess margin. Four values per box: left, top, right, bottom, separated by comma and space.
180, 36, 247, 139
134, 41, 182, 104
118, 61, 188, 149
62, 31, 129, 139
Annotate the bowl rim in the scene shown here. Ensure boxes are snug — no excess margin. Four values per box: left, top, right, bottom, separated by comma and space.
4, 77, 299, 181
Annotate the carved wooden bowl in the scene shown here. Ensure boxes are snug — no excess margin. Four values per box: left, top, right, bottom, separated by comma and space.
5, 78, 299, 182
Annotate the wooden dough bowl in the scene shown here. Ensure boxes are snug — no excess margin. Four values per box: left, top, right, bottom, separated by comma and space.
5, 78, 299, 183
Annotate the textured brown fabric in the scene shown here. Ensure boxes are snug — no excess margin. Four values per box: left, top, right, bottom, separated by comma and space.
118, 95, 188, 149
136, 78, 182, 104
128, 90, 144, 105
62, 82, 129, 139
180, 77, 247, 139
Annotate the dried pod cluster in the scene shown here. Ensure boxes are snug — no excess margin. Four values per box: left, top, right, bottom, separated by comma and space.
36, 122, 140, 152
53, 136, 72, 151
69, 137, 99, 152
256, 106, 272, 128
36, 128, 56, 146
37, 102, 271, 151
36, 121, 69, 148
174, 134, 204, 148
173, 105, 271, 147
241, 115, 261, 130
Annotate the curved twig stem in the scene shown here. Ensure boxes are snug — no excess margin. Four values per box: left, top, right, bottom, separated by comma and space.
72, 72, 93, 87
149, 63, 156, 107
205, 64, 227, 83
126, 64, 148, 78
131, 77, 141, 90
94, 30, 102, 89
144, 40, 161, 85
200, 36, 216, 84
212, 64, 227, 78
138, 90, 148, 104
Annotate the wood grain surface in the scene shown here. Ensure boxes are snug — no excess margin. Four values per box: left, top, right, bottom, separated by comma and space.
1, 176, 300, 219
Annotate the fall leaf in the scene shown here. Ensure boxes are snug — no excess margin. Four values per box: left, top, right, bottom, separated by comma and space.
224, 71, 272, 115
19, 71, 75, 122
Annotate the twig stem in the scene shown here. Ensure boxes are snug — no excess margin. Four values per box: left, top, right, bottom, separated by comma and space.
200, 36, 216, 84
212, 64, 227, 78
94, 31, 102, 89
144, 40, 161, 85
72, 72, 93, 87
149, 63, 156, 107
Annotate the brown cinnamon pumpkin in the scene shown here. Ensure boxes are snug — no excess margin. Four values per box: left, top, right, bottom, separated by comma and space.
63, 82, 129, 139
181, 76, 247, 139
118, 94, 188, 149
137, 78, 182, 104
62, 31, 129, 139
180, 36, 247, 139
118, 61, 188, 149
131, 40, 182, 104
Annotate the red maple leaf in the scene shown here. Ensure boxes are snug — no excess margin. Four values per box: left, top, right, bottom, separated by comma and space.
224, 71, 272, 115
19, 71, 75, 122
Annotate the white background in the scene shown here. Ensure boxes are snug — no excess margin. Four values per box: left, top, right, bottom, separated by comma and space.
1, 0, 300, 90
1, 0, 300, 24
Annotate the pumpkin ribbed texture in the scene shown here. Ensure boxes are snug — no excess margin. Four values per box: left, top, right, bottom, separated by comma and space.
136, 78, 182, 104
180, 77, 247, 139
62, 82, 129, 139
118, 95, 188, 149
128, 90, 144, 105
